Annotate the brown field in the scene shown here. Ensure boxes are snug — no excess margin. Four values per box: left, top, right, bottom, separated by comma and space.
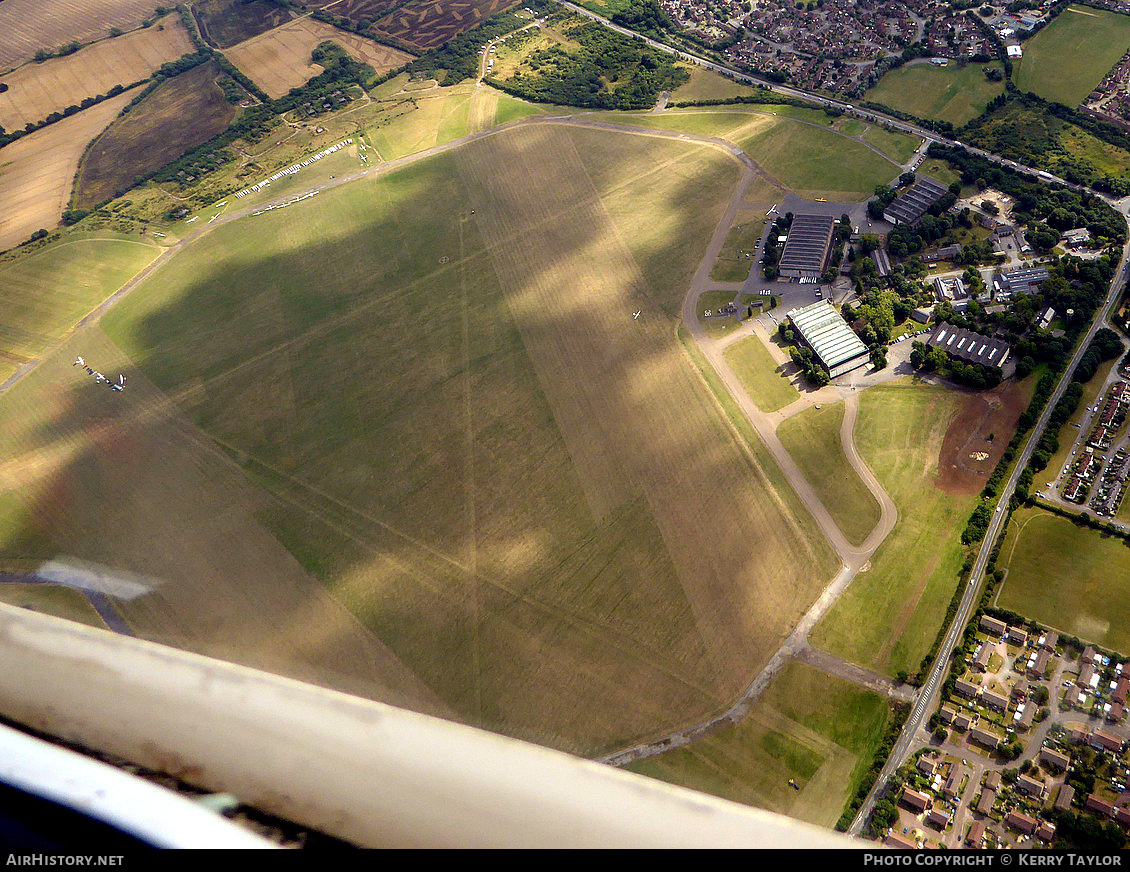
0, 0, 163, 75
0, 14, 195, 134
74, 61, 239, 211
936, 378, 1031, 496
193, 0, 300, 49
374, 0, 521, 51
0, 90, 137, 252
224, 17, 415, 99
304, 0, 403, 18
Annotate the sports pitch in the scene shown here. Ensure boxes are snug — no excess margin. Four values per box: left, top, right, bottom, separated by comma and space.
998, 505, 1130, 654
2, 122, 840, 755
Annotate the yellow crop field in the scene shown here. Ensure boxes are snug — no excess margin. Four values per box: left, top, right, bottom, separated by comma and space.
224, 17, 414, 99
0, 89, 137, 252
0, 0, 161, 74
0, 14, 194, 132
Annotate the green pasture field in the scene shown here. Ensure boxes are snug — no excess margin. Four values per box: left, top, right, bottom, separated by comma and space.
811, 381, 976, 677
722, 334, 797, 413
1059, 126, 1130, 183
1015, 5, 1130, 107
84, 123, 838, 756
710, 211, 763, 282
671, 65, 760, 104
596, 108, 899, 200
777, 402, 882, 547
0, 237, 160, 383
861, 125, 921, 165
626, 660, 890, 828
735, 119, 900, 201
998, 505, 1130, 653
864, 61, 1006, 127
836, 118, 866, 137
364, 84, 479, 160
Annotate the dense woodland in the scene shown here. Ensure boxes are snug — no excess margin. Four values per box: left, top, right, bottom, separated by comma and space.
488, 17, 688, 110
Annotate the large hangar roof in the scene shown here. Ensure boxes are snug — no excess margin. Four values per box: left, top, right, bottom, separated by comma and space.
927, 324, 1010, 368
786, 300, 868, 370
884, 177, 948, 225
779, 214, 835, 275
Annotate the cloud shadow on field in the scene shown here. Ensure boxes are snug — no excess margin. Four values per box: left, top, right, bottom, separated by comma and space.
0, 122, 840, 758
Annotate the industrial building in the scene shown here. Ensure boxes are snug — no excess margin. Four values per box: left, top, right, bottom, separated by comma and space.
934, 275, 970, 311
927, 324, 1010, 369
786, 300, 870, 378
883, 176, 949, 226
994, 266, 1049, 297
777, 214, 836, 279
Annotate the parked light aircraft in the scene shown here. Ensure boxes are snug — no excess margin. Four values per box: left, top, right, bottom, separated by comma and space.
74, 357, 126, 392
633, 311, 641, 320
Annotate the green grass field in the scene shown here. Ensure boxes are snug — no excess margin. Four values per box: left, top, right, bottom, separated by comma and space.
1016, 5, 1130, 107
861, 125, 921, 165
0, 237, 161, 383
626, 660, 890, 828
915, 157, 960, 187
811, 381, 976, 677
733, 117, 901, 200
722, 334, 797, 413
998, 505, 1130, 653
777, 402, 882, 547
864, 61, 1006, 127
671, 65, 760, 104
710, 211, 763, 282
67, 123, 840, 755
591, 108, 898, 199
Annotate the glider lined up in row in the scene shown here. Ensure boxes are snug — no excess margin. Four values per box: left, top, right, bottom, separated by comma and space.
74, 357, 125, 392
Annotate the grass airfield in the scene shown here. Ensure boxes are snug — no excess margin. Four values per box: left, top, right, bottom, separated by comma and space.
626, 660, 891, 829
0, 76, 1008, 820
1, 120, 840, 756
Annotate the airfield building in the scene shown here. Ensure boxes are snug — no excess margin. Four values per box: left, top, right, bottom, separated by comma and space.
778, 214, 836, 280
927, 324, 1010, 370
883, 177, 949, 226
786, 300, 870, 378
995, 266, 1049, 297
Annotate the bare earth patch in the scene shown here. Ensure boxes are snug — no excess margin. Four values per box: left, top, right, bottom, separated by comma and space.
936, 379, 1030, 496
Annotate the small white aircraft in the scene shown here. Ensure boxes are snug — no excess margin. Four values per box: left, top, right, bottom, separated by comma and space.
73, 356, 126, 392
766, 204, 779, 217
633, 310, 641, 320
